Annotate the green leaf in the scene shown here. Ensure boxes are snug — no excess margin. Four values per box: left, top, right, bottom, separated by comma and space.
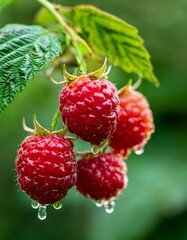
65, 5, 159, 86
36, 5, 159, 86
0, 0, 14, 12
0, 24, 65, 113
35, 6, 59, 27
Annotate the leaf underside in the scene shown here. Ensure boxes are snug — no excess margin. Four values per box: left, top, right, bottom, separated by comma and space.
36, 5, 159, 86
0, 24, 63, 113
67, 6, 159, 86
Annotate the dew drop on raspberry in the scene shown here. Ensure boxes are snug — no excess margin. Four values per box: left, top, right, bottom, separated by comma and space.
134, 147, 144, 155
38, 205, 47, 220
31, 199, 39, 209
95, 200, 104, 208
124, 175, 129, 187
53, 200, 63, 210
91, 145, 100, 154
104, 200, 115, 214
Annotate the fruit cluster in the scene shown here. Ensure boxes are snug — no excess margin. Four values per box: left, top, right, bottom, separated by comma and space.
15, 64, 154, 220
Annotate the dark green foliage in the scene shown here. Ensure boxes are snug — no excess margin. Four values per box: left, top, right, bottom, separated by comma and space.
0, 24, 64, 112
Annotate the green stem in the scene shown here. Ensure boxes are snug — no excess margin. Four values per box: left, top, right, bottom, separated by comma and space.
100, 140, 108, 153
74, 43, 87, 72
76, 151, 93, 156
36, 0, 92, 71
133, 77, 142, 90
66, 136, 78, 140
51, 108, 60, 131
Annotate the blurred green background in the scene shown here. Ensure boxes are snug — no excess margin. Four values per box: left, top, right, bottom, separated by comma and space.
0, 0, 187, 239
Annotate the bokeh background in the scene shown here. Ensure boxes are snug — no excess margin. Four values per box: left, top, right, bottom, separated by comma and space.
0, 0, 187, 239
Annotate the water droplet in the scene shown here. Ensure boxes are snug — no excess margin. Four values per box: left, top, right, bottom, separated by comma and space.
95, 200, 104, 208
85, 193, 91, 198
134, 148, 144, 155
124, 175, 129, 187
91, 145, 100, 154
31, 199, 39, 209
104, 200, 115, 214
53, 200, 63, 210
38, 205, 47, 220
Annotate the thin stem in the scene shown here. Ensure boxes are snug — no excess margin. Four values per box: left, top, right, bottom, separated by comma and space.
74, 43, 87, 72
100, 141, 108, 153
50, 76, 67, 85
22, 118, 35, 133
36, 0, 70, 32
133, 77, 142, 90
117, 86, 126, 96
51, 108, 60, 131
76, 151, 93, 156
117, 80, 132, 95
66, 136, 78, 140
53, 126, 68, 135
36, 0, 92, 71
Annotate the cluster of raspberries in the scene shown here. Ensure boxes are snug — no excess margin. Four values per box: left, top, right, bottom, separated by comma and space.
16, 76, 154, 215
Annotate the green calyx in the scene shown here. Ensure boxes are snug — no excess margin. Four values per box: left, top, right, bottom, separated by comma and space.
23, 113, 67, 136
63, 58, 111, 82
117, 79, 133, 97
117, 77, 143, 97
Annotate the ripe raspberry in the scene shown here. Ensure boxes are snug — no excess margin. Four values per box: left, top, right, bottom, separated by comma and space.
76, 153, 128, 201
16, 134, 77, 205
59, 77, 120, 145
109, 86, 154, 155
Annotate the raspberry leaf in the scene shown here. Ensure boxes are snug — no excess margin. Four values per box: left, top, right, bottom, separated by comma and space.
0, 0, 14, 12
0, 24, 65, 113
36, 5, 159, 86
65, 6, 159, 86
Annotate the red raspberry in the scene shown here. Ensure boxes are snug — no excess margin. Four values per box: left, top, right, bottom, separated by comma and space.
109, 86, 154, 155
76, 153, 128, 201
16, 134, 77, 205
59, 77, 120, 145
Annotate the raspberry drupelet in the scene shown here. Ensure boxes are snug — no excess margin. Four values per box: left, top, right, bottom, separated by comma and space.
76, 153, 128, 201
16, 134, 77, 205
59, 77, 120, 145
109, 86, 154, 156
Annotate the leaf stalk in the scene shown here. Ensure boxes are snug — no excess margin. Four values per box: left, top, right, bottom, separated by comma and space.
36, 0, 92, 71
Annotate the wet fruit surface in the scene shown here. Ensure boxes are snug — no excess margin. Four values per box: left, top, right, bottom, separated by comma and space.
16, 134, 77, 205
109, 86, 154, 155
59, 77, 120, 145
76, 153, 128, 201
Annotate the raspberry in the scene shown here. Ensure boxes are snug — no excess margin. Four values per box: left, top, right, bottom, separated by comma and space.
59, 77, 120, 145
76, 153, 128, 201
16, 134, 77, 205
109, 86, 154, 155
